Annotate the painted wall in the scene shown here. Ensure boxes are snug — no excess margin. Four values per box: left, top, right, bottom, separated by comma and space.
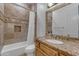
52, 4, 79, 37
37, 4, 47, 37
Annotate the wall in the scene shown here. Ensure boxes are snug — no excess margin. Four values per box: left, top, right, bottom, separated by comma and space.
4, 22, 28, 45
37, 4, 47, 37
0, 3, 4, 15
3, 3, 30, 45
0, 20, 4, 45
52, 4, 79, 38
0, 3, 37, 45
0, 3, 4, 55
78, 5, 79, 38
4, 3, 29, 21
0, 3, 4, 45
0, 20, 4, 55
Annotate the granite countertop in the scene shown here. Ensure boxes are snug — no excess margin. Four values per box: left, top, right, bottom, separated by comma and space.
37, 37, 79, 56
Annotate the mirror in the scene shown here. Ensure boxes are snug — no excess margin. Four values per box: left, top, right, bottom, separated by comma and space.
46, 3, 79, 39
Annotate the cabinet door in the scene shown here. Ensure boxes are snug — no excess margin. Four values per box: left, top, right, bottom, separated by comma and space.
40, 43, 58, 56
58, 50, 72, 56
36, 48, 47, 56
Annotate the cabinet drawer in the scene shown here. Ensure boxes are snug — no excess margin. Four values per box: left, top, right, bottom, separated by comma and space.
36, 48, 47, 56
40, 43, 58, 56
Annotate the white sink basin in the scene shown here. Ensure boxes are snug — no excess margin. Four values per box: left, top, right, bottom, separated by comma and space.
45, 39, 64, 44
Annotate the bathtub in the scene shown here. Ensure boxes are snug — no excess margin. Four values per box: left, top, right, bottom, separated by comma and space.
1, 41, 27, 56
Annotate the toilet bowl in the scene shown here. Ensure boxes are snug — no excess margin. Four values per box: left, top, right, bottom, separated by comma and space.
25, 44, 35, 56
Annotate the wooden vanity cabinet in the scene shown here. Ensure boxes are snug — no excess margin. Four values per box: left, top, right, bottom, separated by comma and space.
35, 39, 58, 56
58, 50, 72, 56
35, 40, 47, 56
40, 43, 58, 56
35, 39, 71, 56
36, 48, 47, 56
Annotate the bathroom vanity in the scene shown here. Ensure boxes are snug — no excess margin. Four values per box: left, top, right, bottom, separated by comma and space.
35, 37, 79, 56
35, 3, 79, 56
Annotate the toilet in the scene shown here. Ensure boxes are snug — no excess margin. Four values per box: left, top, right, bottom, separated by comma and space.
25, 44, 35, 56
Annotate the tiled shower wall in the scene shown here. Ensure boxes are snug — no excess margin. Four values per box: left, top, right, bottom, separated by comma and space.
3, 22, 28, 45
0, 20, 4, 55
0, 3, 30, 45
0, 3, 4, 55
